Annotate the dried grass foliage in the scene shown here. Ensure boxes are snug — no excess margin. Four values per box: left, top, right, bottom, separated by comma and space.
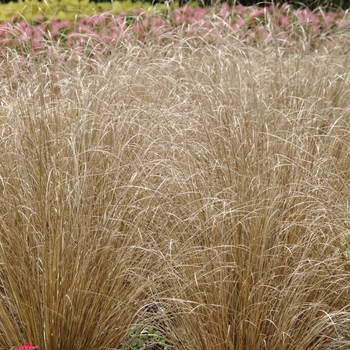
1, 33, 350, 349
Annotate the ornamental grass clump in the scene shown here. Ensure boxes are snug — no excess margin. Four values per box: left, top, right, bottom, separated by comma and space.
1, 7, 350, 350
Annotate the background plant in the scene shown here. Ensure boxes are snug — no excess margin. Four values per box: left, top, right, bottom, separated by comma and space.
1, 4, 350, 58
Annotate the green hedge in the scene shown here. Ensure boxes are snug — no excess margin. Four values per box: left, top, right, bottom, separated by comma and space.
0, 0, 348, 23
0, 0, 179, 22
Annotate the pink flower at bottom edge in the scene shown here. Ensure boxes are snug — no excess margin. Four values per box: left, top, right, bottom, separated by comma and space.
16, 343, 39, 350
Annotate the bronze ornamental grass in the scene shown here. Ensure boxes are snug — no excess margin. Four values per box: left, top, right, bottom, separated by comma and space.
1, 4, 350, 349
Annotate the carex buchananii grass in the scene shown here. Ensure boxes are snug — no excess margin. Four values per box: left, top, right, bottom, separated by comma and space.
1, 23, 350, 350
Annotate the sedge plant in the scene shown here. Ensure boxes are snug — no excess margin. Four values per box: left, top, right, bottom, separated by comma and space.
0, 8, 350, 350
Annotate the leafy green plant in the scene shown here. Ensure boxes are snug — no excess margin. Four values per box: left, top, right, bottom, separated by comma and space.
120, 305, 176, 350
126, 326, 170, 349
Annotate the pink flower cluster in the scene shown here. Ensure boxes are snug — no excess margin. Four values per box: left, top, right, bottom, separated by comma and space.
16, 343, 38, 350
0, 3, 349, 57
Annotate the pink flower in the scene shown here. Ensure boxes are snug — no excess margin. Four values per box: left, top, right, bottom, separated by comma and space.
17, 20, 28, 30
249, 8, 264, 19
323, 11, 337, 27
16, 343, 38, 350
336, 18, 350, 29
219, 2, 230, 19
49, 20, 72, 37
193, 7, 207, 21
280, 3, 292, 12
274, 12, 290, 27
231, 17, 245, 31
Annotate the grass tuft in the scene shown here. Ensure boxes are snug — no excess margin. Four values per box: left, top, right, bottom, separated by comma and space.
1, 27, 350, 350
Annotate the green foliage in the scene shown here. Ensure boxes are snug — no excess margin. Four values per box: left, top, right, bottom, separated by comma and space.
125, 326, 170, 349
120, 306, 176, 350
0, 0, 177, 23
